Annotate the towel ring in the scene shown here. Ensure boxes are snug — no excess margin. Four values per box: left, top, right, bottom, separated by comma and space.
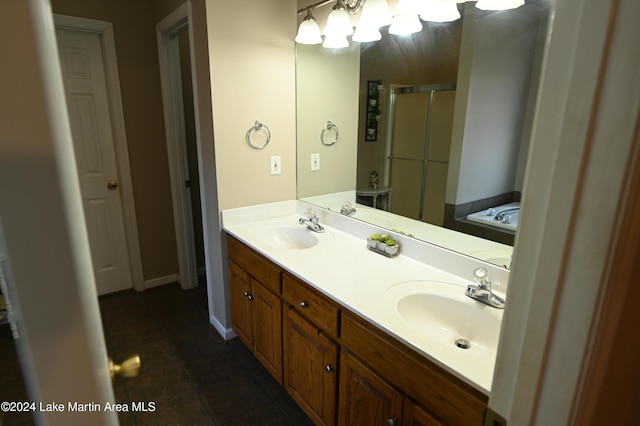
321, 121, 338, 146
246, 121, 271, 150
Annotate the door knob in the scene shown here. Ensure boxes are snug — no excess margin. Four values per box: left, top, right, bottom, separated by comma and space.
107, 180, 118, 190
109, 355, 141, 380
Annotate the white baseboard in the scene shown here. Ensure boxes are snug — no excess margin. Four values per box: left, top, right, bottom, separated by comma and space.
210, 314, 236, 341
144, 274, 179, 290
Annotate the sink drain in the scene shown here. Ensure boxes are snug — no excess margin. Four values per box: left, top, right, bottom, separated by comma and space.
455, 338, 470, 349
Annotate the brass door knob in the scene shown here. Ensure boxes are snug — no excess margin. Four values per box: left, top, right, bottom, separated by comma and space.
107, 180, 118, 190
109, 355, 141, 380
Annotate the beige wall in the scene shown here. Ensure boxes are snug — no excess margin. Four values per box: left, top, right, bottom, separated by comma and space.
296, 44, 360, 199
52, 0, 179, 281
206, 0, 297, 211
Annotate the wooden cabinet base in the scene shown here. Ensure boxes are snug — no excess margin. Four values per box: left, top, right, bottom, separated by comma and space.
226, 233, 488, 426
283, 308, 337, 425
340, 311, 487, 425
338, 350, 403, 426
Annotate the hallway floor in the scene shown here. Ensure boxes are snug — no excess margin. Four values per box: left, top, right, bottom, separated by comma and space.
0, 283, 313, 425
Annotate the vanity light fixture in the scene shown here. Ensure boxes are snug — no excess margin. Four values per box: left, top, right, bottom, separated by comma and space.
420, 0, 462, 23
359, 0, 393, 27
353, 21, 382, 42
476, 0, 525, 10
388, 14, 423, 36
325, 0, 355, 37
295, 9, 323, 44
296, 0, 526, 47
323, 33, 350, 48
353, 0, 391, 41
395, 0, 424, 15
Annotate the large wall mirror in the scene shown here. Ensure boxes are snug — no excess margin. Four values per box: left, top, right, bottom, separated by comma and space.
296, 1, 550, 268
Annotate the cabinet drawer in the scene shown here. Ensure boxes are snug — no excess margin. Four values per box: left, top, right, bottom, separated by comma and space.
282, 272, 339, 338
227, 234, 281, 294
341, 311, 487, 425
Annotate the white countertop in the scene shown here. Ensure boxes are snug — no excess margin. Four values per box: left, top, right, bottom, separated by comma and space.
222, 200, 509, 395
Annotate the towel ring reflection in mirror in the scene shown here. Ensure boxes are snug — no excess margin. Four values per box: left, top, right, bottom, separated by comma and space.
246, 120, 271, 150
321, 121, 338, 146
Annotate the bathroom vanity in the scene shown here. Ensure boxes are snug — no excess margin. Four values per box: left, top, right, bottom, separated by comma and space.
223, 201, 509, 425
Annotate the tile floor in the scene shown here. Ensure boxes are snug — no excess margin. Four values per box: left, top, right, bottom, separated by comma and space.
0, 283, 313, 425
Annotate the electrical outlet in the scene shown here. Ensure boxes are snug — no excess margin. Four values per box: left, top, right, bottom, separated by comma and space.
311, 153, 320, 171
270, 155, 281, 175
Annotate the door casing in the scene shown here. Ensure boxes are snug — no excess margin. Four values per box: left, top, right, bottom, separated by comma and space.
156, 2, 204, 290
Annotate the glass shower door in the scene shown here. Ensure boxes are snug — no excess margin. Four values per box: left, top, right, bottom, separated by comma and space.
386, 86, 456, 225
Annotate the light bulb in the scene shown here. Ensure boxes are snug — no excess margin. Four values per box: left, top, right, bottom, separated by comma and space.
360, 0, 393, 28
476, 0, 525, 10
295, 13, 322, 45
353, 22, 382, 42
323, 34, 349, 48
396, 0, 424, 15
421, 0, 461, 22
389, 14, 423, 35
325, 3, 354, 37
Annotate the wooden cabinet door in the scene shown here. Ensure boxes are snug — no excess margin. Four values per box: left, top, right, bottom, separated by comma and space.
228, 261, 253, 348
252, 278, 283, 385
284, 308, 338, 425
338, 350, 403, 426
403, 399, 443, 426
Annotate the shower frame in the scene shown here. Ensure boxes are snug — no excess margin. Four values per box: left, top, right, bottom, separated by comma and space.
382, 83, 456, 222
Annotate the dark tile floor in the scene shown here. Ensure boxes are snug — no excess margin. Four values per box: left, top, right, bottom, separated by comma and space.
0, 283, 313, 425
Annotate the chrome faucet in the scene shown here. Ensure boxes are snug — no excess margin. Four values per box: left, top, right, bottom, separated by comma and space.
340, 202, 356, 217
465, 268, 505, 309
494, 207, 520, 222
299, 209, 324, 233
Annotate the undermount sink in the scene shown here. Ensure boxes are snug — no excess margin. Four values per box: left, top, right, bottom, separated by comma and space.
249, 222, 320, 249
385, 281, 503, 356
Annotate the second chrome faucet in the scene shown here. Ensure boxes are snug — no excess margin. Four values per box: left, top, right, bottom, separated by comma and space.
340, 202, 356, 217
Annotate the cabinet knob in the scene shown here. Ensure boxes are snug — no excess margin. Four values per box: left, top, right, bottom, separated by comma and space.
386, 418, 397, 426
300, 301, 309, 308
243, 291, 253, 300
324, 364, 334, 373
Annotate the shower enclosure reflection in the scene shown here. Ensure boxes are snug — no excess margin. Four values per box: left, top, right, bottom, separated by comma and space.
379, 84, 456, 226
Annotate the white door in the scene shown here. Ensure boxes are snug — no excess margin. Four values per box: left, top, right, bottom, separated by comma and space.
56, 28, 132, 295
1, 1, 117, 423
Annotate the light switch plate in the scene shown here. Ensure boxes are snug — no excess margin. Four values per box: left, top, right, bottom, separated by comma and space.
311, 153, 320, 171
270, 155, 281, 175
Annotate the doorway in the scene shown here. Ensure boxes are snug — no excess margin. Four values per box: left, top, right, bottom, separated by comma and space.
54, 15, 144, 295
157, 3, 206, 290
